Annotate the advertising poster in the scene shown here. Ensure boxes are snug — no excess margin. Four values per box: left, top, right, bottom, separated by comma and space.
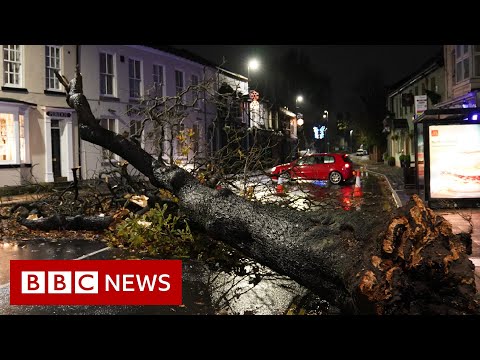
429, 124, 480, 198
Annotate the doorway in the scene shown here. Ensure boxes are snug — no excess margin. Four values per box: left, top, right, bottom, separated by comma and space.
51, 119, 63, 181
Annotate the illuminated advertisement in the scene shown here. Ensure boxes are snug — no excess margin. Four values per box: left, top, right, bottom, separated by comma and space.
429, 124, 480, 198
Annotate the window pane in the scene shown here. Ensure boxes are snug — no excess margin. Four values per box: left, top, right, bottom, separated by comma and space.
456, 45, 462, 56
456, 62, 462, 82
100, 53, 106, 73
135, 60, 140, 75
106, 76, 113, 95
464, 58, 470, 79
100, 76, 106, 94
129, 60, 134, 77
475, 55, 480, 76
464, 45, 469, 53
107, 54, 113, 74
0, 114, 15, 162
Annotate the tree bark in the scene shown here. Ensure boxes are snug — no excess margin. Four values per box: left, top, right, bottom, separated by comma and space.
54, 67, 479, 314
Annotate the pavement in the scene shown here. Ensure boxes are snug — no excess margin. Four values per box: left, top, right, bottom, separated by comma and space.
356, 158, 480, 293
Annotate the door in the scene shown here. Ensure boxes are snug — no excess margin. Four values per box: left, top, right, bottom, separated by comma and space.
51, 122, 61, 179
294, 156, 316, 179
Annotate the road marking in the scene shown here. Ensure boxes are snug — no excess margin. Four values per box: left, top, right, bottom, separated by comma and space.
74, 247, 110, 260
0, 247, 111, 289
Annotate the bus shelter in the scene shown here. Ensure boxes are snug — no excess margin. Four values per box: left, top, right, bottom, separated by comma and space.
413, 108, 480, 208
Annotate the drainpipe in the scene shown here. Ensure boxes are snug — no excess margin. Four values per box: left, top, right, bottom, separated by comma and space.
76, 45, 83, 179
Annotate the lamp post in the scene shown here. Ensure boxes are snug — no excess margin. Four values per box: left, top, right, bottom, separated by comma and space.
350, 129, 353, 154
246, 59, 260, 151
246, 58, 260, 150
323, 110, 329, 152
296, 95, 305, 154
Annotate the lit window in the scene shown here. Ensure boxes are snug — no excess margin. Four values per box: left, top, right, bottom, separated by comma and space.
3, 45, 22, 87
45, 45, 61, 90
100, 53, 115, 96
129, 59, 142, 99
0, 114, 14, 161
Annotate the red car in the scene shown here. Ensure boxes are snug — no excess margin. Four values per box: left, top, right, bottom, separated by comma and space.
270, 153, 355, 185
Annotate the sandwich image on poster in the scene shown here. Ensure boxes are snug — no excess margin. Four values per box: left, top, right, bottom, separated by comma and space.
429, 124, 480, 199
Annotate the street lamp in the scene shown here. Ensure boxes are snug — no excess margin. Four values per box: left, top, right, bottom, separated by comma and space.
246, 58, 260, 150
323, 110, 329, 152
247, 58, 260, 84
350, 129, 353, 153
296, 95, 304, 108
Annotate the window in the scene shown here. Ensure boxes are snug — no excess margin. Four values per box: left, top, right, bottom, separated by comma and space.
152, 64, 164, 96
175, 70, 184, 98
324, 156, 334, 164
3, 45, 22, 87
421, 83, 426, 94
129, 59, 142, 99
0, 114, 14, 161
414, 86, 418, 96
100, 118, 116, 161
100, 53, 115, 96
475, 45, 480, 77
191, 74, 199, 105
0, 111, 28, 164
130, 120, 142, 137
455, 45, 470, 83
45, 45, 61, 90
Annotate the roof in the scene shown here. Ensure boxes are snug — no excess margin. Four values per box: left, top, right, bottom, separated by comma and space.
0, 97, 37, 106
387, 48, 444, 97
145, 45, 247, 81
414, 108, 479, 123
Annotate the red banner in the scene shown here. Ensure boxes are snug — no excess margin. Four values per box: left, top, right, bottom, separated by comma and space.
10, 260, 182, 305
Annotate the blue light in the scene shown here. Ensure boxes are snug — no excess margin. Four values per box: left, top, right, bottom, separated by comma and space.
472, 114, 479, 121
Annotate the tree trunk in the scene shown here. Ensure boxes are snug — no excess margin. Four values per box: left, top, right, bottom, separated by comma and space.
53, 67, 479, 314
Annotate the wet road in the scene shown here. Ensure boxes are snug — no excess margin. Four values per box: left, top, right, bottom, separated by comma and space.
0, 238, 214, 315
0, 173, 390, 315
0, 238, 305, 315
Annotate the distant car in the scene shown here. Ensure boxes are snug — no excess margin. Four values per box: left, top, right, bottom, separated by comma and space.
270, 153, 355, 185
356, 149, 368, 156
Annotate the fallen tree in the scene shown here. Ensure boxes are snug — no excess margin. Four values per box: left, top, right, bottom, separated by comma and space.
48, 66, 478, 314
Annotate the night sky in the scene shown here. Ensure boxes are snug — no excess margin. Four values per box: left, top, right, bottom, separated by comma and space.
172, 44, 443, 113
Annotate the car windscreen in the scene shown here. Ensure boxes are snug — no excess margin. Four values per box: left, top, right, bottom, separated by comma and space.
343, 155, 353, 163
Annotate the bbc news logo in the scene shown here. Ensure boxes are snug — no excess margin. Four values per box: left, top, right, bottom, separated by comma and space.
10, 260, 182, 305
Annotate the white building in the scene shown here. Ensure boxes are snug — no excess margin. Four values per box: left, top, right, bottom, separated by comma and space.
0, 45, 248, 187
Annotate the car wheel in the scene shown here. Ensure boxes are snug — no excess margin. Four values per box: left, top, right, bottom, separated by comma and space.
329, 171, 342, 185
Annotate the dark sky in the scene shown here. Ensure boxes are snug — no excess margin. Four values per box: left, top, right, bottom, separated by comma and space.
173, 44, 443, 112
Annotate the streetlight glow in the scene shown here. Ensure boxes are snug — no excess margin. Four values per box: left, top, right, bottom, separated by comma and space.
297, 118, 304, 126
296, 95, 304, 103
247, 58, 260, 72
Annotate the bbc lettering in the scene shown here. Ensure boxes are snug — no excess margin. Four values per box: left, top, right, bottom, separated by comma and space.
22, 271, 99, 294
10, 260, 182, 305
21, 272, 171, 294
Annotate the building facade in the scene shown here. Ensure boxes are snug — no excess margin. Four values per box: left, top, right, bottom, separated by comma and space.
0, 45, 78, 186
385, 51, 445, 167
0, 45, 300, 188
437, 45, 480, 109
